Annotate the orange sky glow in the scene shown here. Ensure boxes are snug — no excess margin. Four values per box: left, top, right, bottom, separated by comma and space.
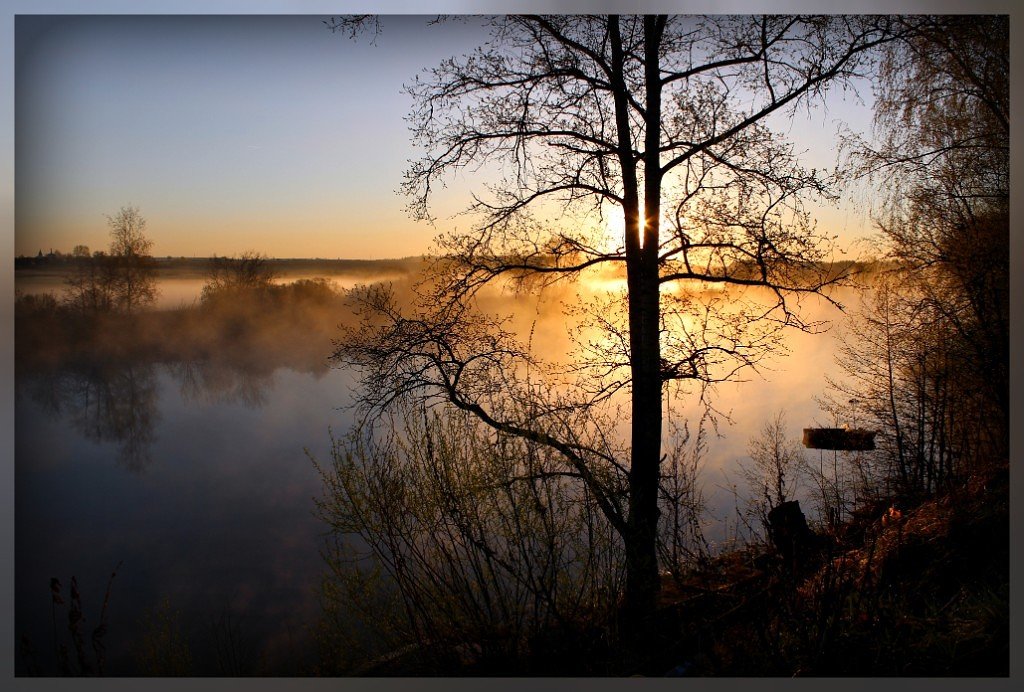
14, 14, 878, 261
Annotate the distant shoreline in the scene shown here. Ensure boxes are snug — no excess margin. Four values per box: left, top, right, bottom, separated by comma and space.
14, 255, 429, 279
15, 255, 892, 275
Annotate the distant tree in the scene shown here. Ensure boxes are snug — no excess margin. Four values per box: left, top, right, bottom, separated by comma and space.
72, 245, 91, 259
201, 250, 276, 303
64, 255, 117, 315
108, 206, 153, 257
332, 15, 901, 631
106, 205, 157, 314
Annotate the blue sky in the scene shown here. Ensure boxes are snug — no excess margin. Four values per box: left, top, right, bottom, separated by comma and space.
15, 14, 492, 258
6, 1, 1013, 259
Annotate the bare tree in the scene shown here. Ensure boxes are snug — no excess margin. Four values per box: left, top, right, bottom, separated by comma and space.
201, 250, 277, 304
839, 15, 1009, 479
64, 255, 117, 315
826, 269, 998, 499
106, 205, 157, 314
107, 205, 153, 257
741, 411, 804, 535
333, 15, 899, 631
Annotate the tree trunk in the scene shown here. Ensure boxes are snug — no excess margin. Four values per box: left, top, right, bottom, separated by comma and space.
623, 269, 662, 630
617, 15, 666, 635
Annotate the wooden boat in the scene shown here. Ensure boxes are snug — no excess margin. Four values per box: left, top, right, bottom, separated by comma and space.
802, 427, 876, 451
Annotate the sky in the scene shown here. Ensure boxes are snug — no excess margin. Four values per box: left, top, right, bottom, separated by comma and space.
7, 2, 1009, 260
15, 14, 495, 259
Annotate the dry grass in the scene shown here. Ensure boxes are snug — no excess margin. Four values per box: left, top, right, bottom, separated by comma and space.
646, 462, 1008, 676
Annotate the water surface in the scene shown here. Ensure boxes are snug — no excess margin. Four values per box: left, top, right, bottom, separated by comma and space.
14, 275, 858, 674
16, 362, 358, 674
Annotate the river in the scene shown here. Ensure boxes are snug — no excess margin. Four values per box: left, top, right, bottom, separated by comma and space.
14, 271, 860, 674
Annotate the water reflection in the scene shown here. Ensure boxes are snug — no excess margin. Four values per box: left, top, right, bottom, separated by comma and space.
168, 360, 275, 409
15, 357, 343, 675
25, 363, 160, 473
13, 274, 362, 674
21, 356, 304, 476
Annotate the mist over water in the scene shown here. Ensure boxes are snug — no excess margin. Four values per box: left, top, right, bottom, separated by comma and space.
15, 268, 861, 674
15, 266, 413, 310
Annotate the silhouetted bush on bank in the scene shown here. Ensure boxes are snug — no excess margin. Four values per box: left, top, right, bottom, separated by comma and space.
312, 400, 627, 675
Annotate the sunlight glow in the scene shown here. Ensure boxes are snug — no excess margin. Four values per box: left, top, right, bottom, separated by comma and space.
600, 202, 685, 254
600, 202, 626, 255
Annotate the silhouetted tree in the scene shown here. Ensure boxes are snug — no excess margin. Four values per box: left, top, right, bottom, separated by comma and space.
64, 255, 117, 315
836, 15, 1009, 484
201, 250, 276, 304
740, 411, 805, 539
62, 207, 157, 316
827, 275, 965, 497
332, 14, 900, 633
106, 205, 157, 314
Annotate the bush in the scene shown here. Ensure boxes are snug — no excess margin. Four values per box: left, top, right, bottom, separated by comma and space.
312, 400, 624, 674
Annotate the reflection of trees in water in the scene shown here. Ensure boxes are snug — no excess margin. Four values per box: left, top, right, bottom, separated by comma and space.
167, 360, 274, 409
23, 358, 284, 475
26, 363, 159, 473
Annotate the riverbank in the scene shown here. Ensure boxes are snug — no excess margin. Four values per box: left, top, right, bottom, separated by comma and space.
343, 459, 1008, 676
